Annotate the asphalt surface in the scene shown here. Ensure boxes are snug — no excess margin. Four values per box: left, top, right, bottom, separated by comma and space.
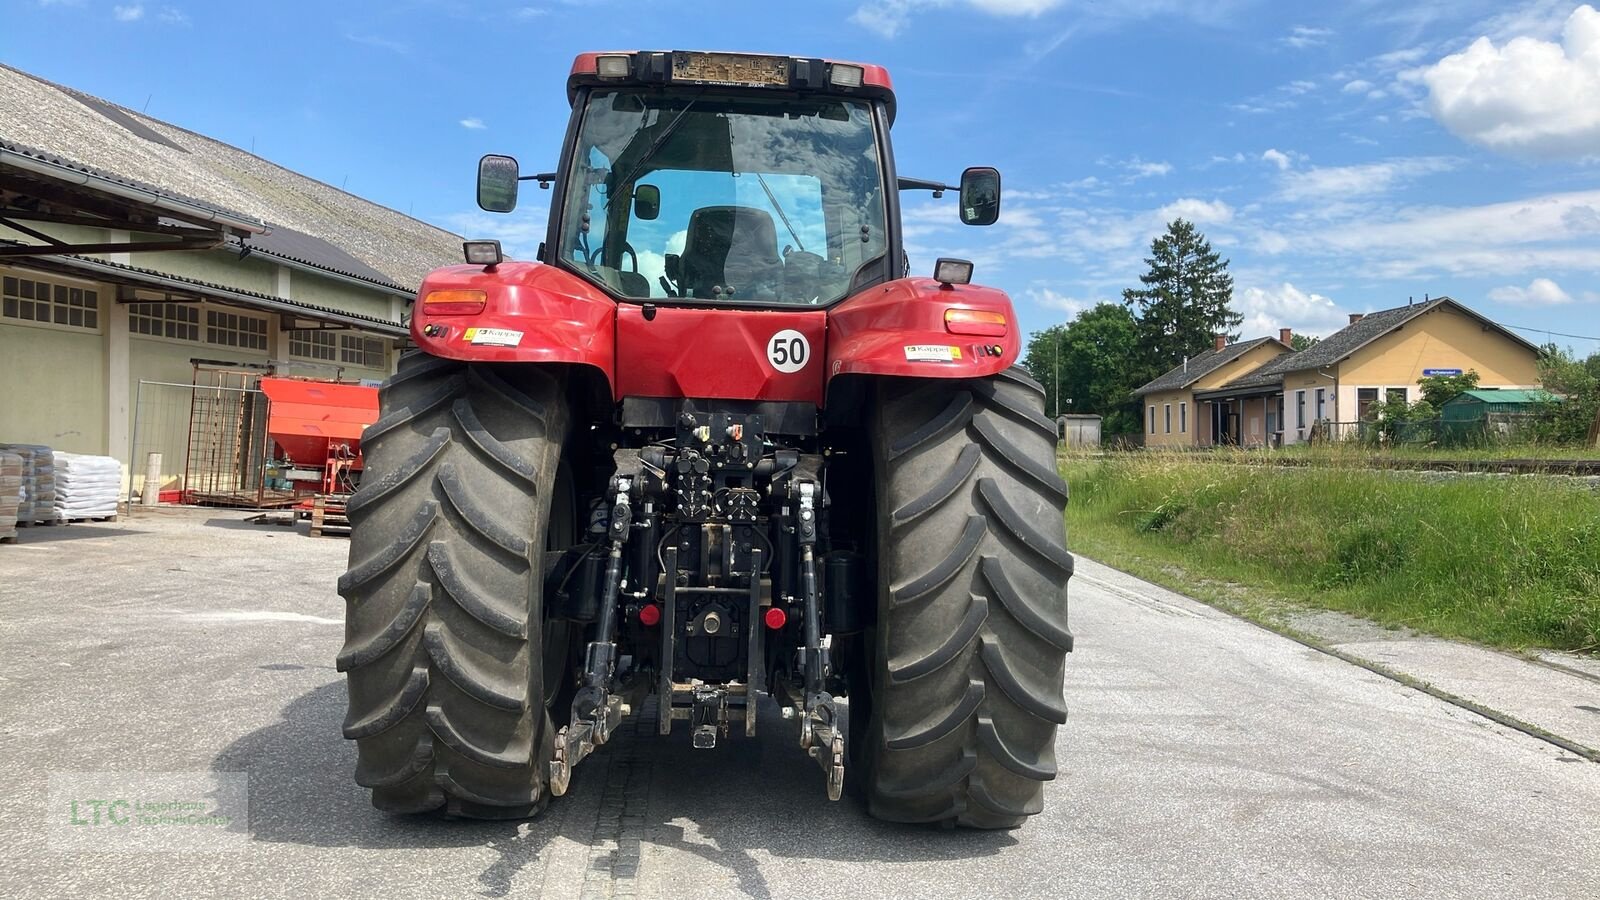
2, 509, 1598, 899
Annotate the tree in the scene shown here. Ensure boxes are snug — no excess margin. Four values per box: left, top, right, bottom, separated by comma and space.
1417, 370, 1480, 408
1122, 219, 1240, 382
1024, 303, 1143, 435
1532, 346, 1600, 444
1289, 333, 1320, 352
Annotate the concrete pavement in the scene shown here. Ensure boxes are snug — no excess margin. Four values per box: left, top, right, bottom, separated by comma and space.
1, 510, 1596, 899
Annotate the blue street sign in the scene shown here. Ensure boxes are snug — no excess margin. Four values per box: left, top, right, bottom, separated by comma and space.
1422, 368, 1463, 376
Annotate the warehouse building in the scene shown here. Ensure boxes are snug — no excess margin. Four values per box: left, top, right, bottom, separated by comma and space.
0, 64, 460, 494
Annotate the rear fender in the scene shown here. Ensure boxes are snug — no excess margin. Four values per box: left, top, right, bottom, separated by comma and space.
410, 262, 616, 394
825, 277, 1019, 392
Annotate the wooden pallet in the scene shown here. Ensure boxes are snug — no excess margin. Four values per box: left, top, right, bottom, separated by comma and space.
310, 495, 351, 537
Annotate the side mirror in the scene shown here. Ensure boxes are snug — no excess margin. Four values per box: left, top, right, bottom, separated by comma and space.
664, 253, 682, 281
634, 184, 661, 221
477, 154, 521, 213
959, 166, 1001, 226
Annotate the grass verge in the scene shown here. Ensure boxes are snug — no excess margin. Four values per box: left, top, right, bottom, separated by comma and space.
1063, 452, 1600, 652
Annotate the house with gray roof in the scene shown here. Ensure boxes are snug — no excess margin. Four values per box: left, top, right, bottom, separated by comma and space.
0, 63, 462, 494
1132, 330, 1295, 448
1193, 296, 1542, 446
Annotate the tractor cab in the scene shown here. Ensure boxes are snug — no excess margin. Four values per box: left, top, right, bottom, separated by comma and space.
476, 51, 999, 308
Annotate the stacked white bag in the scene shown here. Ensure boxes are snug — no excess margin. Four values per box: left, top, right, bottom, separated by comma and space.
0, 443, 57, 524
0, 450, 20, 541
52, 452, 121, 520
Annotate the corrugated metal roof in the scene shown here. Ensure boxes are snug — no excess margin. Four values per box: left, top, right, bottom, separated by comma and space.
1134, 337, 1281, 396
0, 63, 461, 289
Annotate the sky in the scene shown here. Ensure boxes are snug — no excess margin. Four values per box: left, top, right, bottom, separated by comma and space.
5, 0, 1600, 353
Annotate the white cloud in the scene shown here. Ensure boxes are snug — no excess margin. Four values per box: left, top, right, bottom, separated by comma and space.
1487, 277, 1574, 305
112, 3, 143, 21
1256, 231, 1291, 254
1282, 25, 1333, 49
459, 118, 486, 130
1157, 198, 1234, 225
851, 0, 1065, 38
1278, 157, 1457, 201
157, 6, 187, 24
345, 33, 409, 53
1284, 79, 1319, 94
513, 6, 548, 18
1127, 159, 1173, 178
1261, 148, 1292, 170
1418, 4, 1600, 159
1023, 288, 1090, 318
1235, 282, 1350, 336
1342, 79, 1374, 93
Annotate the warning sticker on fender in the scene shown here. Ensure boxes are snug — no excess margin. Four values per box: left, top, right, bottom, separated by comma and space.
904, 344, 962, 362
464, 327, 523, 347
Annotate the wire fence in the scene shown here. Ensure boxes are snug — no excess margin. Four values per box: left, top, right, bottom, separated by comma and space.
126, 378, 278, 510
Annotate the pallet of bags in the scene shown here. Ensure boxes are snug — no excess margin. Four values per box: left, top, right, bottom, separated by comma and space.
0, 443, 56, 525
52, 451, 121, 522
0, 450, 20, 543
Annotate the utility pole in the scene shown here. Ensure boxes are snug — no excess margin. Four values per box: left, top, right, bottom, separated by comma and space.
1053, 327, 1061, 419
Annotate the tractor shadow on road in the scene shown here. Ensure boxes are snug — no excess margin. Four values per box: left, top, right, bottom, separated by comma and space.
217, 683, 1016, 898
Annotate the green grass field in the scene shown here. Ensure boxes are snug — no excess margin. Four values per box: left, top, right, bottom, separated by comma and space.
1063, 452, 1600, 651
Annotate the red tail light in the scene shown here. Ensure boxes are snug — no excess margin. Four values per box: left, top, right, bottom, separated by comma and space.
638, 604, 661, 627
764, 607, 788, 630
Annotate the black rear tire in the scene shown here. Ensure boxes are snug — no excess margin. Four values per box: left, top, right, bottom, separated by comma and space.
857, 366, 1073, 828
337, 352, 570, 818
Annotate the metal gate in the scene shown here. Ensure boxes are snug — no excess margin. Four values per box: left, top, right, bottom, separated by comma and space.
126, 364, 290, 509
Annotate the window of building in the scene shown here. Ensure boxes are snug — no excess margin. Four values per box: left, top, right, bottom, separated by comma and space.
340, 334, 386, 369
1148, 405, 1156, 434
289, 329, 337, 361
205, 309, 268, 350
1296, 391, 1307, 429
1357, 387, 1379, 419
129, 301, 199, 341
1179, 401, 1188, 433
1314, 388, 1326, 422
2, 274, 101, 330
1386, 387, 1408, 404
1164, 404, 1172, 433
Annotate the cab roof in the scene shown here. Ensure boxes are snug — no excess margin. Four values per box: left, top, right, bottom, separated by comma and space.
567, 51, 898, 123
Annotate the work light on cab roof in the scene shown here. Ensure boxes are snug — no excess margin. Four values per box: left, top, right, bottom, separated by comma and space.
338, 48, 1071, 832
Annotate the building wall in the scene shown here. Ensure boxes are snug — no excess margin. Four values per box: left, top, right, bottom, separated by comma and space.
1278, 369, 1336, 444
0, 266, 113, 453
1340, 305, 1540, 392
1142, 388, 1195, 448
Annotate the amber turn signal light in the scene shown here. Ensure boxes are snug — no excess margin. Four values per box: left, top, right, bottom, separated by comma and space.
944, 308, 1007, 337
422, 289, 487, 316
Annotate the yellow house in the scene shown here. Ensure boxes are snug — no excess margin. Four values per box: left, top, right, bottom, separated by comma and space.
1197, 296, 1542, 445
1133, 331, 1294, 447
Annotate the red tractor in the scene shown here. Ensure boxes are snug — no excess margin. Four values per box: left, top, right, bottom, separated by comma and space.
337, 51, 1072, 829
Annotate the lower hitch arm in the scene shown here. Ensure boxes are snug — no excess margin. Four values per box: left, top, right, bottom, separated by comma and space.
794, 480, 845, 801
551, 476, 632, 796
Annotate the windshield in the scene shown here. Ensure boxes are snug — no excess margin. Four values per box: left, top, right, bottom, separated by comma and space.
557, 89, 888, 305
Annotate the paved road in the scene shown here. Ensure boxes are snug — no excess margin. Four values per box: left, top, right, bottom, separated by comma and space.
2, 510, 1597, 899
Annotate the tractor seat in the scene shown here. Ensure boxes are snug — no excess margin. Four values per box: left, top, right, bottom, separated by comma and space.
678, 206, 781, 300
